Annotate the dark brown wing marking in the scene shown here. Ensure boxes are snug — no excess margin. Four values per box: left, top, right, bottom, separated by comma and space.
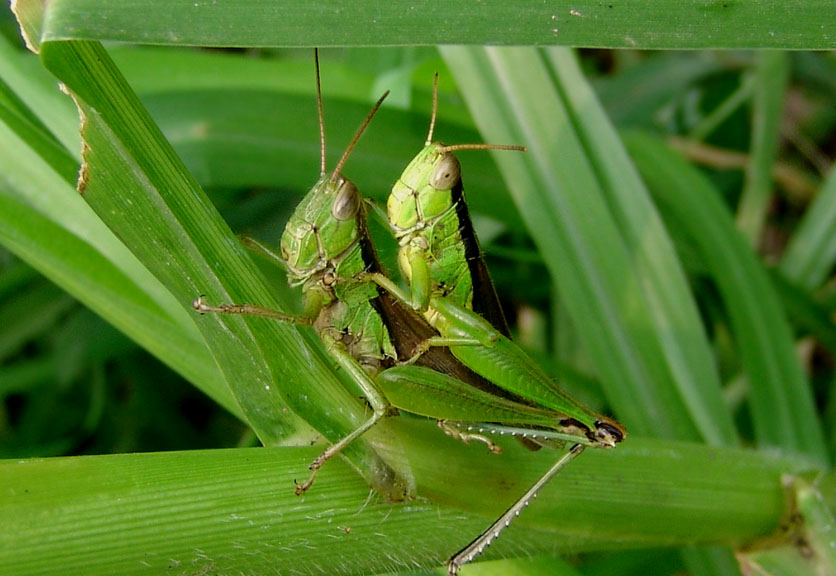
451, 177, 512, 338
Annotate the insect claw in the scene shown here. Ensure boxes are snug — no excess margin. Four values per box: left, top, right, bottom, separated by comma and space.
438, 420, 502, 453
294, 471, 317, 496
192, 294, 208, 313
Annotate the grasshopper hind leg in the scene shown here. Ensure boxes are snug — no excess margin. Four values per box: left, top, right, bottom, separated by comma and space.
446, 444, 586, 575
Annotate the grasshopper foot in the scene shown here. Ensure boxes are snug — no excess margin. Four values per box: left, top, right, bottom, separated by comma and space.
294, 468, 319, 496
294, 449, 331, 495
438, 420, 502, 454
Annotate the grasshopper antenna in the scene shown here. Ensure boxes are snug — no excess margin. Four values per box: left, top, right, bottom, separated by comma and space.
425, 72, 439, 145
425, 73, 525, 154
439, 143, 526, 154
331, 89, 390, 180
315, 49, 327, 175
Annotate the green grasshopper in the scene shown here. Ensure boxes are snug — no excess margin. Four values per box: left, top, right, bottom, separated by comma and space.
194, 54, 509, 495
385, 74, 521, 338
367, 74, 626, 574
197, 59, 624, 574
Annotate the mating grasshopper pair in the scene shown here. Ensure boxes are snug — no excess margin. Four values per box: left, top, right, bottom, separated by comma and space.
194, 53, 625, 575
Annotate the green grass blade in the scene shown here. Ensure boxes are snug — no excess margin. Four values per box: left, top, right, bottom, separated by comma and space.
0, 280, 73, 362
779, 162, 836, 290
441, 46, 734, 446
769, 270, 836, 357
543, 47, 736, 446
681, 547, 743, 576
626, 131, 828, 466
796, 477, 836, 572
736, 52, 789, 246
737, 477, 836, 576
465, 556, 583, 576
0, 17, 79, 154
594, 52, 725, 129
0, 424, 821, 576
24, 0, 836, 49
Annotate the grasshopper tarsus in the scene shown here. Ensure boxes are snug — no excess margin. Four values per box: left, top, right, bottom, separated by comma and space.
438, 420, 502, 454
192, 294, 209, 313
192, 294, 311, 324
295, 452, 331, 495
294, 474, 316, 496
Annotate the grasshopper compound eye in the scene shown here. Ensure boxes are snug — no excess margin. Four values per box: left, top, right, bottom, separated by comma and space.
430, 153, 461, 191
332, 178, 361, 221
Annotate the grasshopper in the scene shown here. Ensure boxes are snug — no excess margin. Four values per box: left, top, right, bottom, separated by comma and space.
197, 59, 624, 574
194, 53, 510, 495
366, 74, 626, 574
385, 75, 521, 338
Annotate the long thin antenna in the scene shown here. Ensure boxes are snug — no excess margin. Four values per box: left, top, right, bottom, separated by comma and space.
331, 90, 390, 180
439, 143, 527, 154
315, 49, 327, 175
426, 73, 525, 154
425, 72, 439, 146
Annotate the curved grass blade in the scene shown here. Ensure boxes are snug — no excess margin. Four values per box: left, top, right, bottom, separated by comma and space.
780, 162, 836, 290
0, 69, 237, 416
736, 51, 789, 246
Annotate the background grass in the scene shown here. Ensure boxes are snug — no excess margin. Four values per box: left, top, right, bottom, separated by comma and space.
2, 1, 836, 575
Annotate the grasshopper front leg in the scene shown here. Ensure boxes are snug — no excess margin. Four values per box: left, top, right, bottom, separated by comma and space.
192, 295, 313, 325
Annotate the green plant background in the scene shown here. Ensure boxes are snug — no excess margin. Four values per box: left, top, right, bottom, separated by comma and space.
1, 1, 835, 575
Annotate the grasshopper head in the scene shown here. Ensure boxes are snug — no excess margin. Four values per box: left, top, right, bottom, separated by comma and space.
388, 143, 460, 234
280, 172, 362, 293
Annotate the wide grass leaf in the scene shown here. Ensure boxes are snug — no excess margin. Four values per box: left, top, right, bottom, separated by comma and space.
0, 427, 820, 575
26, 38, 410, 498
27, 0, 836, 49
